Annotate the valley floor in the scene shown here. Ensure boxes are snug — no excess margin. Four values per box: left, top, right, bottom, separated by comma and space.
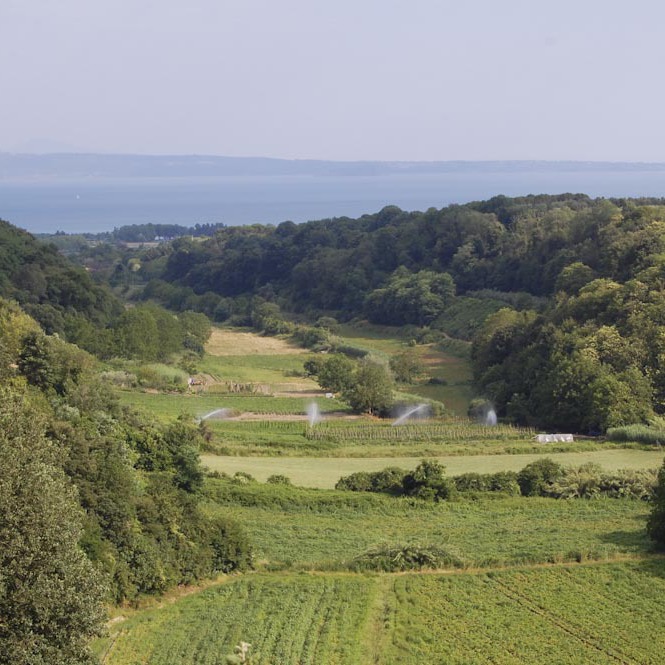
105, 325, 665, 664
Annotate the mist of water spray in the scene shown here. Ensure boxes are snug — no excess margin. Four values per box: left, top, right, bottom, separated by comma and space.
198, 408, 232, 422
484, 408, 498, 426
306, 401, 322, 427
392, 403, 430, 426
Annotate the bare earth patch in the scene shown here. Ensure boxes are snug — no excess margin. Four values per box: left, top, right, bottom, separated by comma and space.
205, 328, 307, 356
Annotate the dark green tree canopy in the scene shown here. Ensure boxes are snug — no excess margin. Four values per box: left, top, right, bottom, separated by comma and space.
0, 389, 107, 665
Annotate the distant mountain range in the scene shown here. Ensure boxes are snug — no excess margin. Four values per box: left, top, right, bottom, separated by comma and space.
2, 153, 665, 180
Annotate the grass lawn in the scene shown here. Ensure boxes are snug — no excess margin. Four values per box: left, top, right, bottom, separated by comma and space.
202, 448, 665, 488
117, 390, 350, 420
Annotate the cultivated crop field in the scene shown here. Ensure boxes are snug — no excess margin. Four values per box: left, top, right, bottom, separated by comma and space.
380, 561, 665, 664
99, 562, 665, 665
100, 575, 376, 665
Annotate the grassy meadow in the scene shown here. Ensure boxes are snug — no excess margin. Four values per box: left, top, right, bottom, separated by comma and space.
202, 448, 665, 487
336, 322, 473, 413
204, 479, 651, 569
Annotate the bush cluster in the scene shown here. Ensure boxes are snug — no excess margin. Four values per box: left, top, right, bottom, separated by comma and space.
336, 458, 658, 502
336, 460, 454, 501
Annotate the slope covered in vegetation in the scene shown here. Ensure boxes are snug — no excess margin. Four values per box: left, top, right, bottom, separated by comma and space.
127, 195, 665, 430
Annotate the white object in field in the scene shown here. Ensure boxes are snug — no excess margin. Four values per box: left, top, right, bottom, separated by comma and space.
536, 433, 574, 443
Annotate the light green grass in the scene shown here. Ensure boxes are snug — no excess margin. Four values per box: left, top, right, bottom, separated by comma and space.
117, 391, 350, 420
141, 363, 189, 381
96, 562, 665, 665
99, 574, 376, 665
198, 417, 642, 458
198, 352, 316, 385
379, 561, 665, 664
202, 449, 665, 488
335, 323, 474, 414
335, 323, 410, 356
205, 479, 651, 569
200, 418, 549, 457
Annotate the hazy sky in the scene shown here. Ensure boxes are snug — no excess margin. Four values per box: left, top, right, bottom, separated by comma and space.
2, 0, 665, 161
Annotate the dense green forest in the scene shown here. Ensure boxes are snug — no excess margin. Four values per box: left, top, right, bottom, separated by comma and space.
0, 299, 252, 664
112, 194, 665, 431
7, 194, 665, 430
0, 220, 214, 361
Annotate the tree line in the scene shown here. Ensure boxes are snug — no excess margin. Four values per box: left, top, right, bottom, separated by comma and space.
115, 195, 665, 430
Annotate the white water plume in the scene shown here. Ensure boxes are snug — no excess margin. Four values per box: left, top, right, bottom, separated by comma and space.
306, 401, 322, 427
392, 403, 430, 426
198, 408, 232, 422
484, 408, 498, 426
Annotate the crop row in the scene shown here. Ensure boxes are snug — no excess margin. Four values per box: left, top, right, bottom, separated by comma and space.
101, 562, 665, 664
305, 422, 534, 443
380, 562, 665, 664
102, 575, 375, 665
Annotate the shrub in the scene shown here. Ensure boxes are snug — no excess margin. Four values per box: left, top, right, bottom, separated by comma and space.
335, 472, 374, 492
606, 422, 665, 445
350, 544, 463, 572
206, 514, 254, 573
517, 458, 565, 496
402, 460, 455, 501
233, 471, 256, 484
266, 474, 292, 486
454, 471, 519, 495
547, 463, 603, 499
599, 468, 657, 500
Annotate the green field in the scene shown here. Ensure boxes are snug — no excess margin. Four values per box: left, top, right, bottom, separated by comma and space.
198, 418, 557, 457
100, 561, 665, 665
102, 325, 665, 664
204, 479, 651, 569
198, 352, 316, 386
100, 575, 376, 665
117, 391, 350, 420
380, 561, 665, 664
202, 448, 665, 487
336, 322, 474, 414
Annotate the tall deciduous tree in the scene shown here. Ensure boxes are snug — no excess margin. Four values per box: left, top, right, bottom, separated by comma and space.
0, 389, 107, 664
343, 359, 394, 415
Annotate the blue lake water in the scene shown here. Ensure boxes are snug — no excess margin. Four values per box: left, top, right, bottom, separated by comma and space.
2, 169, 665, 234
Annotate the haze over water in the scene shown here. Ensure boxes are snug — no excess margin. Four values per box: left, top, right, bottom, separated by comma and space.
4, 167, 665, 235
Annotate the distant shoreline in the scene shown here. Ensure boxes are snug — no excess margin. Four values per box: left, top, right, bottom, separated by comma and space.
3, 153, 665, 181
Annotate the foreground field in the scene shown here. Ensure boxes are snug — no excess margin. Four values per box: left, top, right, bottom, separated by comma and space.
202, 448, 665, 488
381, 561, 665, 664
101, 575, 375, 665
100, 561, 665, 665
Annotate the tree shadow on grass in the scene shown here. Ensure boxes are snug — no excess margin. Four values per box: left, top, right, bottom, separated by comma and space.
634, 556, 665, 580
598, 528, 650, 551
